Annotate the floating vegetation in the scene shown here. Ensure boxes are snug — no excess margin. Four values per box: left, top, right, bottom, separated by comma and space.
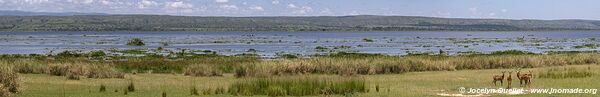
362, 38, 374, 42
490, 50, 534, 55
573, 44, 598, 49
126, 38, 145, 46
315, 46, 328, 50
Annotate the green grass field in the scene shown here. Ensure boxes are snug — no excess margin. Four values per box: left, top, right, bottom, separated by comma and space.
13, 65, 599, 97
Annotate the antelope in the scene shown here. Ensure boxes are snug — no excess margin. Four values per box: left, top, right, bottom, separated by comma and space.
517, 70, 533, 87
493, 71, 506, 86
507, 71, 513, 88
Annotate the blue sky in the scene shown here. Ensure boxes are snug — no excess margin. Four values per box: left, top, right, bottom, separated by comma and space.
1, 0, 599, 20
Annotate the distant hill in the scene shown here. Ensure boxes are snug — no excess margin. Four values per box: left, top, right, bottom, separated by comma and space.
1, 15, 600, 32
0, 10, 109, 16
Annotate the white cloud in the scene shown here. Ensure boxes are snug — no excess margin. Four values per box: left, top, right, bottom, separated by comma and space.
295, 6, 312, 14
249, 6, 264, 11
99, 0, 112, 5
219, 4, 238, 10
271, 0, 279, 4
138, 0, 159, 9
501, 9, 508, 12
287, 4, 312, 14
489, 12, 496, 16
215, 0, 228, 3
68, 0, 94, 4
319, 8, 332, 15
16, 0, 50, 4
165, 1, 193, 9
468, 7, 482, 18
287, 4, 297, 8
349, 11, 360, 15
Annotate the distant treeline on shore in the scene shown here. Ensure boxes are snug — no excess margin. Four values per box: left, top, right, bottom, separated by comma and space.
1, 15, 600, 32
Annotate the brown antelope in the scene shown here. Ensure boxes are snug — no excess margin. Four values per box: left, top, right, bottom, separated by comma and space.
507, 71, 513, 88
493, 71, 505, 86
517, 70, 533, 87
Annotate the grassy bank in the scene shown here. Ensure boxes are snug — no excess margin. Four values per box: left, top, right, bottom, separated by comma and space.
11, 65, 600, 97
2, 51, 600, 96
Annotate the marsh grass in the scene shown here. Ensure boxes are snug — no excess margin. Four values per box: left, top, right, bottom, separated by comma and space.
538, 67, 594, 79
228, 76, 366, 96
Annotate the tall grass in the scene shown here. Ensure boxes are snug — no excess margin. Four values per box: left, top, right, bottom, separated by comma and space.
236, 53, 600, 77
0, 65, 19, 96
538, 67, 594, 79
228, 76, 366, 96
2, 51, 600, 77
183, 64, 223, 77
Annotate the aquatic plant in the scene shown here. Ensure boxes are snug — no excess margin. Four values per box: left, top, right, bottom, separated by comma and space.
362, 38, 374, 42
279, 54, 299, 59
490, 50, 533, 55
315, 46, 328, 50
573, 44, 598, 49
127, 38, 145, 46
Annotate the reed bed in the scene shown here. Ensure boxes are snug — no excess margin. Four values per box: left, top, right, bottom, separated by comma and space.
228, 76, 366, 96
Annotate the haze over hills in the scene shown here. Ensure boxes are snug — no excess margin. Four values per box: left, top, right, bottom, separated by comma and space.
0, 10, 109, 16
0, 10, 600, 32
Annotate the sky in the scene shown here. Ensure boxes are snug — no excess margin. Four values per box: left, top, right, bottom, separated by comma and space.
0, 0, 599, 20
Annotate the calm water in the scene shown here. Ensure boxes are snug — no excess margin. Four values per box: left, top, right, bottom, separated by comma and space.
1, 31, 599, 57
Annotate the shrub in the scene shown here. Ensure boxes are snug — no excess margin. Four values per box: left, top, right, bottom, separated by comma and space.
89, 51, 106, 58
127, 38, 145, 46
57, 50, 81, 57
